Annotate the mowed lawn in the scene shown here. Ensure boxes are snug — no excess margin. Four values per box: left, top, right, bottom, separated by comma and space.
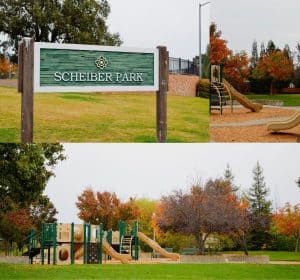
1, 263, 300, 280
0, 86, 209, 142
247, 94, 300, 107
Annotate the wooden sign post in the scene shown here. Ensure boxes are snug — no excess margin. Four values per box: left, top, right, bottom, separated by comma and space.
156, 46, 168, 143
18, 38, 34, 143
18, 39, 168, 143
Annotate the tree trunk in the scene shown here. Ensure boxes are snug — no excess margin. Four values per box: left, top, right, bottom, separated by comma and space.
295, 236, 299, 253
196, 233, 208, 255
270, 81, 277, 95
242, 236, 249, 256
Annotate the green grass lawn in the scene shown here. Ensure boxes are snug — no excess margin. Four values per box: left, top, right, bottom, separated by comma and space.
247, 94, 300, 107
1, 263, 300, 280
0, 87, 209, 143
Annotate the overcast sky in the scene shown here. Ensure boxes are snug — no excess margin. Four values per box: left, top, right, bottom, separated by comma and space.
107, 0, 210, 59
211, 0, 300, 54
45, 144, 300, 224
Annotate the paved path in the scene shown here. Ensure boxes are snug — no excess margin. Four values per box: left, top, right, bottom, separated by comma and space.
270, 261, 300, 265
0, 79, 17, 88
210, 117, 292, 128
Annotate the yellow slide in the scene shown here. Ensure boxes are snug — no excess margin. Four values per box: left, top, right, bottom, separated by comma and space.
223, 79, 263, 112
102, 240, 131, 264
138, 232, 180, 261
267, 112, 300, 132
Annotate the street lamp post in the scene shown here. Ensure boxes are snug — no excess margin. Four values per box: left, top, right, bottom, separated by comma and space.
199, 1, 210, 78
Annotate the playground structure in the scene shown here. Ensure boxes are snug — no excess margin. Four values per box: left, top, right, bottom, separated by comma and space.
26, 221, 180, 265
267, 112, 300, 132
210, 65, 263, 114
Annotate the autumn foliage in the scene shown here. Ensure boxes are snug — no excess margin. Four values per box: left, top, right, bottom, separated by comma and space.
0, 207, 33, 249
76, 188, 140, 230
210, 23, 231, 65
0, 57, 17, 78
210, 23, 250, 91
252, 50, 294, 94
224, 52, 250, 92
273, 204, 300, 252
155, 179, 251, 255
210, 36, 231, 65
211, 22, 295, 94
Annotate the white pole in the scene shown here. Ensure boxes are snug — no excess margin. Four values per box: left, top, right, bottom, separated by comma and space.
199, 2, 210, 78
199, 4, 202, 78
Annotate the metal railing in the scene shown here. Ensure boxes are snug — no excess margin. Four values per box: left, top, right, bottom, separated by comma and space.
169, 57, 198, 75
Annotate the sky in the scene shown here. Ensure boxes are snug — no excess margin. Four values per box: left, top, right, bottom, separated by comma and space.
107, 0, 211, 59
211, 0, 300, 54
45, 144, 300, 224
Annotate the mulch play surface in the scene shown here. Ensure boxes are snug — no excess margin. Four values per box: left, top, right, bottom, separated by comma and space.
210, 107, 300, 143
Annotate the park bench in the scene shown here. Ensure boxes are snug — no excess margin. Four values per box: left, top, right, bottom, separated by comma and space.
180, 248, 198, 255
151, 248, 173, 258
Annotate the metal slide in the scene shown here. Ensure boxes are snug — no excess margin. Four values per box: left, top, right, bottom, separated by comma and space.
267, 112, 300, 132
223, 79, 263, 112
102, 240, 131, 264
138, 232, 180, 261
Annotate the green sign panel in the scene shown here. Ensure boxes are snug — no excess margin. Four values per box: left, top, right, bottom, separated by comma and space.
34, 43, 159, 92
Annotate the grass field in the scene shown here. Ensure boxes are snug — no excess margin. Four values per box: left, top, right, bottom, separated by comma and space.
1, 263, 300, 280
0, 86, 209, 143
247, 94, 300, 107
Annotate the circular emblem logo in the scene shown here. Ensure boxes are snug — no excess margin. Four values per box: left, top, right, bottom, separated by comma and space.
95, 56, 108, 69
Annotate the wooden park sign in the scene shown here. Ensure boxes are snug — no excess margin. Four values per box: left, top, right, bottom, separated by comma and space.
18, 38, 168, 143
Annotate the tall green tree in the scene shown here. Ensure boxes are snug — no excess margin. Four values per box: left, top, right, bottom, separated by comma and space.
251, 40, 259, 68
260, 42, 266, 58
247, 162, 272, 249
267, 40, 276, 53
224, 164, 239, 193
0, 144, 65, 248
0, 0, 122, 54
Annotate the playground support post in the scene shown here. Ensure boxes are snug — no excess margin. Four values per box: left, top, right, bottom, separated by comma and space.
41, 224, 45, 265
99, 224, 104, 264
133, 221, 139, 261
156, 46, 168, 143
83, 224, 87, 264
53, 223, 57, 265
18, 38, 34, 143
71, 223, 74, 265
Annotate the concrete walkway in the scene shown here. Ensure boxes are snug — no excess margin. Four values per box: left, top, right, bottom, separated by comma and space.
210, 117, 292, 128
270, 261, 300, 265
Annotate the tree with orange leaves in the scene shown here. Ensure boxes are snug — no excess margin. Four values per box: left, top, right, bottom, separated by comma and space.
76, 188, 140, 230
0, 207, 33, 249
224, 51, 250, 92
273, 203, 300, 252
210, 22, 231, 65
0, 57, 17, 78
252, 50, 294, 95
210, 23, 250, 92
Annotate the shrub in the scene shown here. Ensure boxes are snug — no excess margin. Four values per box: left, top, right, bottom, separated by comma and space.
197, 79, 210, 98
0, 58, 17, 79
